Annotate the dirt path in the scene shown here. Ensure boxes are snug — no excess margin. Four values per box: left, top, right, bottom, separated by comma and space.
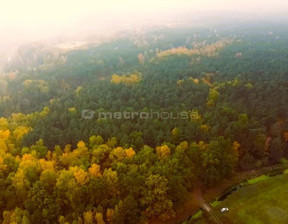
196, 185, 224, 224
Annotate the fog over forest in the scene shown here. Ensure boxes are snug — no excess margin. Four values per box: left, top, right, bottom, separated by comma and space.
1, 0, 288, 71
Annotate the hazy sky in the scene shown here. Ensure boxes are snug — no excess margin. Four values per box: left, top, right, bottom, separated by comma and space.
0, 0, 287, 52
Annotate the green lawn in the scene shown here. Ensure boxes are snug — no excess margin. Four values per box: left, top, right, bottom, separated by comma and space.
191, 173, 288, 224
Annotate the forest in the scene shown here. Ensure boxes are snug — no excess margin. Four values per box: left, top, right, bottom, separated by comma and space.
1, 20, 288, 223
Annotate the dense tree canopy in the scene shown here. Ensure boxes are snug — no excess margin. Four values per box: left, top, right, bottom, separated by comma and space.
1, 21, 288, 223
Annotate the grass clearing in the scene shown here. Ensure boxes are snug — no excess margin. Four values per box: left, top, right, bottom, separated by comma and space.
247, 175, 269, 184
192, 174, 288, 224
211, 200, 221, 207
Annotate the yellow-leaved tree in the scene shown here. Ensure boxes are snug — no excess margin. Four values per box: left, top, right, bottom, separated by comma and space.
156, 145, 171, 159
73, 168, 89, 185
88, 164, 102, 178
